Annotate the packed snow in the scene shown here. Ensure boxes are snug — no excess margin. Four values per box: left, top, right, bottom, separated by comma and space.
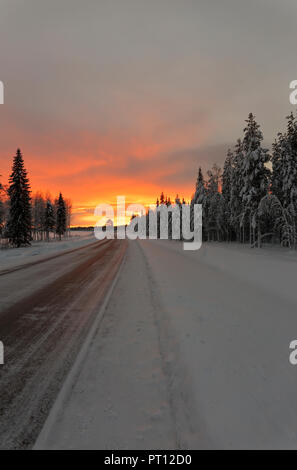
35, 239, 297, 449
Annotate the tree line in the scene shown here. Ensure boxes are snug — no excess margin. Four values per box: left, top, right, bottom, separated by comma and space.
150, 112, 297, 248
0, 149, 71, 247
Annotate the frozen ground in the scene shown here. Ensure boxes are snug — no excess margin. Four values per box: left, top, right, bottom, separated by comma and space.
35, 239, 297, 450
0, 231, 95, 271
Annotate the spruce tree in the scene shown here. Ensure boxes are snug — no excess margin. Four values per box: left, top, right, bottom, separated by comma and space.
192, 167, 206, 205
44, 200, 55, 241
190, 167, 206, 234
56, 193, 66, 240
230, 139, 244, 241
280, 113, 297, 246
240, 113, 270, 245
205, 164, 222, 241
282, 113, 297, 210
222, 149, 233, 240
7, 149, 32, 247
222, 149, 233, 204
271, 135, 285, 205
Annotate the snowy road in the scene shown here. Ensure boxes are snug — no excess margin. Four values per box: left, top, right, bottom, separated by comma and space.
0, 238, 126, 449
36, 239, 297, 450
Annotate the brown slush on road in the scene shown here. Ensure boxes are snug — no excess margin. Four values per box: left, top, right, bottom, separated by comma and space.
0, 238, 127, 449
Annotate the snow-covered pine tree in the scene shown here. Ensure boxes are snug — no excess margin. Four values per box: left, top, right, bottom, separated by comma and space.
258, 194, 293, 247
216, 194, 227, 241
44, 200, 55, 241
271, 134, 286, 205
230, 139, 244, 241
281, 113, 297, 246
240, 113, 270, 245
56, 192, 67, 241
205, 164, 222, 241
195, 167, 204, 191
7, 149, 32, 247
257, 194, 281, 246
267, 113, 297, 247
222, 149, 233, 204
190, 167, 207, 235
221, 149, 233, 240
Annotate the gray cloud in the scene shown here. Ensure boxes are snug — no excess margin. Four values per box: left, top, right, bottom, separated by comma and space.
0, 0, 296, 205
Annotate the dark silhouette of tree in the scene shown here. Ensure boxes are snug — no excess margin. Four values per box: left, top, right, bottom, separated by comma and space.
0, 176, 4, 236
7, 149, 32, 247
44, 200, 55, 241
56, 192, 66, 240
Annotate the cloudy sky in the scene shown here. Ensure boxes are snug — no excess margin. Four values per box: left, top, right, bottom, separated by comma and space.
0, 0, 296, 224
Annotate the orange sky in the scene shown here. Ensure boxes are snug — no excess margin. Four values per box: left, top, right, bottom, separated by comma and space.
1, 1, 295, 226
0, 124, 205, 226
0, 104, 213, 226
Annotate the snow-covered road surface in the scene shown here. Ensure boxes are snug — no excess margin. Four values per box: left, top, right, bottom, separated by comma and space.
0, 238, 126, 449
36, 240, 297, 449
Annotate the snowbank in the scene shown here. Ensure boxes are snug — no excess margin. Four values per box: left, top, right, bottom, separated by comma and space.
156, 240, 297, 307
0, 231, 95, 271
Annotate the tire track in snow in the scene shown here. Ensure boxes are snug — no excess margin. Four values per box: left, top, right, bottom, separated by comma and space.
137, 240, 212, 449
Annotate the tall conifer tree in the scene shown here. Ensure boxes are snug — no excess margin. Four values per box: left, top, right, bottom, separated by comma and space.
7, 149, 32, 247
240, 114, 270, 244
44, 200, 55, 241
56, 193, 66, 240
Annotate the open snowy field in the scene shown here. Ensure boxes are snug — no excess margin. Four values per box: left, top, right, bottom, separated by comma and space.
35, 239, 297, 450
0, 231, 96, 271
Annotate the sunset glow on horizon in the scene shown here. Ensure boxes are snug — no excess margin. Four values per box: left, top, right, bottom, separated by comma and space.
1, 1, 296, 226
0, 128, 201, 226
